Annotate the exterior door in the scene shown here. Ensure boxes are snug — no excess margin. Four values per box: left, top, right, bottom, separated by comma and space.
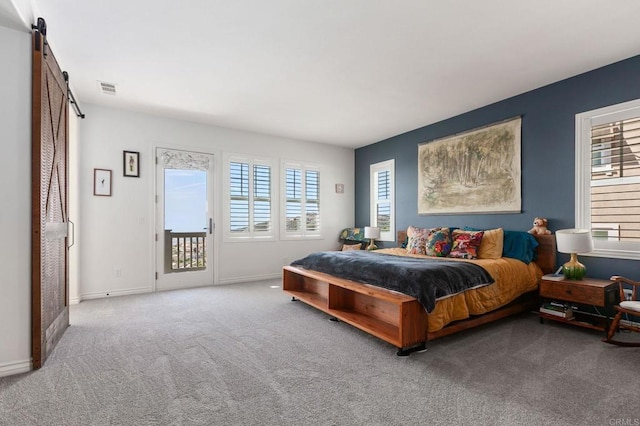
156, 148, 215, 290
31, 22, 69, 369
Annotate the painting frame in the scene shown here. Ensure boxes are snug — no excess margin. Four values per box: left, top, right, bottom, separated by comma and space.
93, 168, 112, 196
417, 116, 522, 215
123, 150, 140, 177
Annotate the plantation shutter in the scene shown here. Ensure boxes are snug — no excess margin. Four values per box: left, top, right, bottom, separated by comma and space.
305, 170, 320, 232
286, 168, 302, 231
253, 165, 271, 232
230, 161, 249, 233
370, 159, 395, 241
590, 117, 640, 242
375, 169, 391, 233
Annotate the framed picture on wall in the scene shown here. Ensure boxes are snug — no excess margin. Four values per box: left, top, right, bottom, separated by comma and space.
93, 168, 112, 196
123, 150, 140, 177
417, 116, 522, 214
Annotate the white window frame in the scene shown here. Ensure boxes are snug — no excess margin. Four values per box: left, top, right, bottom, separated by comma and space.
370, 159, 395, 242
575, 98, 640, 259
280, 160, 322, 240
223, 153, 275, 242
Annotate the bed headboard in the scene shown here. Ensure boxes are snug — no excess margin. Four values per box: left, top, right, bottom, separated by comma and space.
533, 234, 556, 274
396, 230, 556, 275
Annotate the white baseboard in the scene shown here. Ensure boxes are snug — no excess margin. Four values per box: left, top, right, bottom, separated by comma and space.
155, 282, 213, 292
81, 286, 152, 300
218, 273, 281, 285
0, 359, 31, 378
79, 275, 282, 300
69, 296, 81, 305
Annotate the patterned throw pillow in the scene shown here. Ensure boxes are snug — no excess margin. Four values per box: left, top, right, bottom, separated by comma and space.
424, 228, 452, 257
406, 226, 452, 256
406, 226, 430, 255
449, 230, 484, 259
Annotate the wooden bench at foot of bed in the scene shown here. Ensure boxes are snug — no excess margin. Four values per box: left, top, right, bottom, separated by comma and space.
283, 265, 428, 354
283, 265, 538, 355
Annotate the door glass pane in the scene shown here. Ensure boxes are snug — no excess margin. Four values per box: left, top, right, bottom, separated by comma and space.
164, 169, 207, 231
164, 169, 207, 272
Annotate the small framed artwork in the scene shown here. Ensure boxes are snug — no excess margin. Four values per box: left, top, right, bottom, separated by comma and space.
123, 150, 140, 177
93, 168, 112, 196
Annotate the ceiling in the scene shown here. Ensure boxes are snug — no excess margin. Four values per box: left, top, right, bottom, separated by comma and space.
12, 1, 640, 148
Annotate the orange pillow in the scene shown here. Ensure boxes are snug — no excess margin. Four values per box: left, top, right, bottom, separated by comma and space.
478, 228, 504, 259
341, 243, 362, 251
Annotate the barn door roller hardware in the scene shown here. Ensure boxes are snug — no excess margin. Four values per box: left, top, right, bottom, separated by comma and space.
32, 17, 47, 53
63, 71, 86, 119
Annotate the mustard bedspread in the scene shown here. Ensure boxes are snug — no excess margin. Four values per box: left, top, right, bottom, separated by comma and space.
376, 248, 543, 332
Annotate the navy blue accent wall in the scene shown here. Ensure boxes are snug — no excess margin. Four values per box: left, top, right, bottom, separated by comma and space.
355, 55, 640, 280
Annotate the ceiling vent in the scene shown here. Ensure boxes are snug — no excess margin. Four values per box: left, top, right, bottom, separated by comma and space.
98, 81, 117, 95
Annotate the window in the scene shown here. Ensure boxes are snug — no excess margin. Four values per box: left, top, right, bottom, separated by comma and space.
282, 161, 321, 239
225, 155, 273, 240
575, 99, 640, 259
370, 159, 395, 241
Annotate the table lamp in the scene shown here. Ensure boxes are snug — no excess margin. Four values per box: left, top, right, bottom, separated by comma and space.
555, 228, 594, 280
364, 226, 380, 251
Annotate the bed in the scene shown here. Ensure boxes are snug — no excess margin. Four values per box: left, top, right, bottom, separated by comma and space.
282, 228, 556, 355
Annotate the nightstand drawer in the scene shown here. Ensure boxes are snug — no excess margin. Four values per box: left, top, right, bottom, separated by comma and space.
539, 280, 611, 306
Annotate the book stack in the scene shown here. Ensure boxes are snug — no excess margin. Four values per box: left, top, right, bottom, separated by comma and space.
540, 301, 574, 319
542, 273, 565, 281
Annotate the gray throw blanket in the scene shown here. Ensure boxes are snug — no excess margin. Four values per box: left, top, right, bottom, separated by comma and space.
291, 250, 494, 313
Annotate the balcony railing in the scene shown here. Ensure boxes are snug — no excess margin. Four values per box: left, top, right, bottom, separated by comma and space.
164, 230, 206, 273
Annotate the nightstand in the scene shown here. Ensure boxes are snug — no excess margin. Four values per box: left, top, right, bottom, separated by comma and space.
539, 277, 618, 331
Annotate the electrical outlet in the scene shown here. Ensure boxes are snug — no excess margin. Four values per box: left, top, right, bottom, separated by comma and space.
623, 289, 633, 301
115, 268, 122, 278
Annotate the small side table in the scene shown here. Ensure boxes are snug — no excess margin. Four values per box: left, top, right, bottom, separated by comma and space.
539, 277, 618, 331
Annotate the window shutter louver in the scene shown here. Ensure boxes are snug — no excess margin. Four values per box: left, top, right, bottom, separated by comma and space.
286, 168, 302, 232
227, 158, 272, 239
376, 170, 391, 233
590, 116, 640, 242
283, 163, 321, 238
370, 159, 395, 241
230, 162, 249, 233
253, 165, 271, 232
305, 170, 320, 232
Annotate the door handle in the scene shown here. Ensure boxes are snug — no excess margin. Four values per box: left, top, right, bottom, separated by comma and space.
68, 220, 75, 248
202, 219, 213, 234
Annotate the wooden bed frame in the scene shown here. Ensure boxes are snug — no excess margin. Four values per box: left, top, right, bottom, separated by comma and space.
282, 232, 556, 355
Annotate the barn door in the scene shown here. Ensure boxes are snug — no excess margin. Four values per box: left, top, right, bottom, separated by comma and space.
31, 19, 70, 369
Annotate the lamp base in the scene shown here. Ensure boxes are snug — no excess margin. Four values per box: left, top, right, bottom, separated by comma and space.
367, 240, 377, 251
562, 253, 586, 280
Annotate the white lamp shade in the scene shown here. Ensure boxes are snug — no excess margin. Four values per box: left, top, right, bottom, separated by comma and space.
364, 226, 380, 239
556, 228, 594, 254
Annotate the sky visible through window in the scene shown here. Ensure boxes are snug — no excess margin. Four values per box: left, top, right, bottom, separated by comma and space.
164, 169, 207, 232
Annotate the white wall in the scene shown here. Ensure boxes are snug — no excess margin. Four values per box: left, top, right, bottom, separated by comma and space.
77, 104, 354, 299
68, 111, 81, 303
0, 25, 32, 377
0, 0, 35, 31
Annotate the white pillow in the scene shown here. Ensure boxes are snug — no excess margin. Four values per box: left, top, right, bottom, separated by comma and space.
620, 301, 640, 312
